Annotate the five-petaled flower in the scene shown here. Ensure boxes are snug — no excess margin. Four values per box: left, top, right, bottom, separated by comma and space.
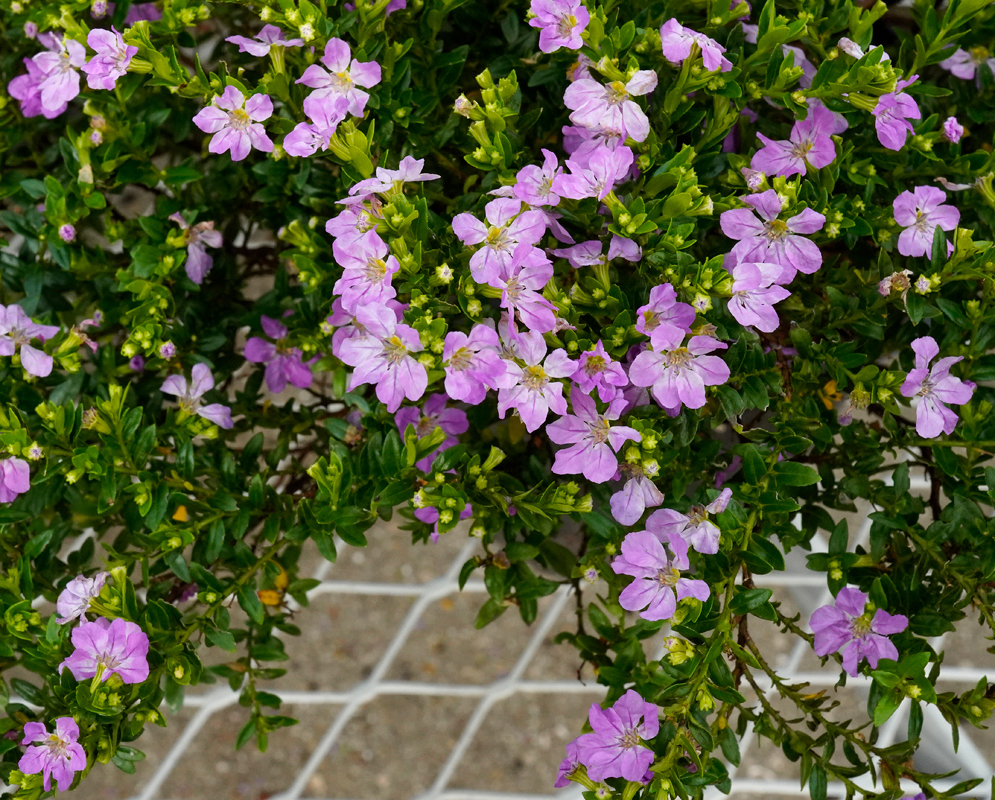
574, 689, 660, 782
611, 531, 709, 621
19, 717, 87, 793
646, 488, 733, 555
56, 572, 109, 624
750, 104, 838, 178
161, 363, 235, 429
810, 587, 907, 676
245, 314, 315, 394
192, 86, 274, 162
296, 37, 382, 118
82, 27, 137, 90
893, 186, 959, 259
727, 261, 791, 332
226, 24, 303, 57
528, 0, 590, 53
899, 335, 974, 438
452, 198, 547, 286
0, 304, 59, 378
872, 76, 920, 152
395, 394, 469, 472
547, 394, 640, 483
660, 18, 732, 72
629, 329, 730, 412
564, 73, 658, 143
59, 617, 151, 684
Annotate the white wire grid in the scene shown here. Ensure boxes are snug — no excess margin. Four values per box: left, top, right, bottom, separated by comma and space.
55, 471, 995, 799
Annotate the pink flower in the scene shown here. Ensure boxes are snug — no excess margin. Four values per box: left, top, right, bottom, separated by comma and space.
348, 155, 441, 196
573, 341, 628, 402
497, 244, 557, 334
442, 324, 511, 404
0, 304, 59, 378
528, 0, 590, 53
296, 37, 382, 118
635, 283, 695, 349
610, 462, 665, 525
939, 47, 995, 81
750, 105, 838, 177
326, 198, 384, 246
555, 739, 582, 788
60, 617, 150, 684
554, 236, 641, 270
547, 394, 640, 483
284, 95, 349, 157
56, 572, 109, 624
497, 332, 574, 432
161, 363, 234, 428
192, 86, 274, 162
629, 330, 730, 411
451, 198, 546, 286
82, 27, 137, 90
660, 18, 732, 72
169, 214, 223, 284
899, 335, 974, 438
872, 76, 920, 152
244, 314, 315, 394
226, 24, 303, 57
513, 149, 563, 206
646, 489, 732, 555
575, 690, 660, 782
612, 531, 709, 621
811, 587, 907, 676
552, 145, 634, 201
942, 116, 964, 144
0, 458, 31, 504
332, 229, 400, 313
338, 304, 428, 413
727, 262, 791, 332
719, 190, 825, 282
395, 394, 468, 471
19, 718, 86, 792
562, 123, 626, 167
33, 37, 87, 115
564, 72, 658, 142
893, 186, 959, 258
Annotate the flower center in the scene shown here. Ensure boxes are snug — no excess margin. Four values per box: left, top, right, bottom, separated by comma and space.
417, 415, 436, 437
687, 505, 707, 525
763, 219, 789, 241
606, 81, 629, 106
556, 14, 578, 37
521, 364, 548, 391
364, 257, 389, 283
47, 734, 69, 758
656, 567, 681, 588
449, 346, 473, 372
97, 652, 122, 671
917, 376, 935, 397
665, 347, 692, 370
590, 419, 611, 444
642, 310, 660, 331
790, 140, 814, 159
970, 45, 990, 64
229, 107, 251, 130
504, 276, 523, 301
850, 614, 873, 638
383, 335, 409, 365
584, 355, 606, 376
913, 210, 932, 233
616, 726, 643, 750
331, 70, 354, 90
485, 226, 510, 250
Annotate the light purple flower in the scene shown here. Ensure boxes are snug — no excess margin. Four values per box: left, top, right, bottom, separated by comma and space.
0, 304, 59, 378
630, 330, 730, 411
612, 531, 709, 621
547, 394, 640, 483
899, 336, 974, 438
192, 86, 274, 162
750, 105, 837, 178
60, 617, 150, 684
169, 214, 223, 284
245, 315, 315, 394
59, 224, 76, 243
553, 235, 641, 269
719, 190, 825, 282
34, 37, 87, 115
942, 116, 964, 144
646, 489, 732, 555
82, 27, 137, 90
395, 394, 469, 471
19, 718, 86, 793
497, 244, 557, 334
284, 95, 349, 157
296, 38, 382, 118
872, 76, 920, 152
575, 690, 660, 782
326, 197, 384, 245
939, 47, 995, 81
226, 24, 303, 57
513, 149, 563, 206
660, 18, 732, 72
610, 462, 665, 525
129, 355, 146, 372
573, 341, 628, 402
497, 333, 573, 432
159, 341, 176, 360
811, 587, 907, 676
125, 2, 162, 23
332, 229, 400, 313
635, 283, 695, 349
564, 72, 658, 143
443, 325, 511, 404
56, 572, 109, 625
552, 145, 634, 201
24, 21, 39, 38
562, 123, 626, 167
0, 458, 31, 504
727, 262, 791, 332
529, 0, 590, 53
161, 363, 234, 428
555, 739, 582, 788
348, 156, 441, 196
338, 304, 428, 413
893, 186, 959, 258
452, 198, 546, 286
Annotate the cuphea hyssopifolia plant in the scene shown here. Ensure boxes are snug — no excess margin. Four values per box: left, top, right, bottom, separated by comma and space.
3, 0, 995, 796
